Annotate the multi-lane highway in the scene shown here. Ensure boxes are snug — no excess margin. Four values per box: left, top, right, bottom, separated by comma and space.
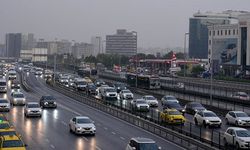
1, 72, 184, 150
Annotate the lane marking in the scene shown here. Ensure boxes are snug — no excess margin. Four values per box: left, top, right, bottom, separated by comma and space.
120, 137, 125, 140
111, 132, 116, 135
82, 137, 89, 141
45, 139, 50, 143
104, 127, 108, 130
50, 144, 55, 149
95, 146, 102, 150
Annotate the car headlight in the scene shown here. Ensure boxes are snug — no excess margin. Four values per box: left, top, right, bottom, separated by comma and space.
92, 126, 96, 130
38, 109, 42, 112
238, 120, 242, 122
77, 127, 81, 130
44, 102, 48, 105
53, 102, 56, 104
28, 110, 31, 112
206, 120, 209, 123
13, 98, 17, 101
18, 84, 20, 86
194, 109, 198, 112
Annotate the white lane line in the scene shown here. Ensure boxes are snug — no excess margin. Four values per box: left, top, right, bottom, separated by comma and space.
111, 132, 116, 135
120, 137, 125, 140
45, 139, 50, 143
50, 144, 55, 149
95, 146, 102, 150
61, 121, 67, 126
104, 127, 108, 130
58, 104, 81, 116
82, 137, 89, 141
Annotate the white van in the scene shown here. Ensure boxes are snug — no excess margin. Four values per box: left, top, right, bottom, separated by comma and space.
0, 78, 7, 93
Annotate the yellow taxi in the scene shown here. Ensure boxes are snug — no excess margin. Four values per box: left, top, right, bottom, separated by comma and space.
0, 127, 18, 137
0, 115, 7, 122
0, 135, 26, 150
160, 109, 186, 125
0, 121, 11, 130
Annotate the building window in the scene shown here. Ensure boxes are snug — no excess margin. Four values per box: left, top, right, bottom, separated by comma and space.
225, 30, 227, 35
209, 31, 211, 36
217, 30, 220, 36
221, 30, 223, 35
237, 29, 238, 35
213, 31, 215, 36
233, 29, 235, 35
209, 40, 211, 45
229, 30, 231, 35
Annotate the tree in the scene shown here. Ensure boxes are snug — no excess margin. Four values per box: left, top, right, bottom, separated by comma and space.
163, 51, 174, 59
146, 54, 156, 59
191, 65, 205, 75
175, 52, 184, 59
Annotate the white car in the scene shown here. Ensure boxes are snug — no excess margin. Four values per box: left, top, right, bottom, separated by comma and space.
224, 127, 250, 149
142, 95, 158, 107
69, 116, 96, 135
126, 137, 161, 150
24, 102, 42, 117
0, 99, 10, 112
131, 99, 150, 112
225, 111, 250, 126
194, 110, 221, 127
10, 92, 26, 106
119, 89, 133, 100
231, 92, 250, 101
161, 95, 179, 105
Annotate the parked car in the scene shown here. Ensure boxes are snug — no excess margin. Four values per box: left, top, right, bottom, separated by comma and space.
224, 127, 250, 149
160, 109, 185, 125
225, 111, 250, 126
184, 102, 206, 115
0, 99, 10, 112
10, 92, 26, 106
194, 110, 221, 128
131, 99, 150, 112
69, 116, 96, 135
163, 101, 185, 114
142, 95, 158, 107
24, 102, 42, 117
161, 95, 179, 105
126, 137, 161, 150
119, 89, 133, 100
39, 95, 57, 108
231, 92, 250, 101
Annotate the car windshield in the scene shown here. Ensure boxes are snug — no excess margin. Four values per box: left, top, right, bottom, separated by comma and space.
191, 103, 203, 107
0, 123, 10, 129
9, 73, 16, 75
3, 140, 24, 148
27, 104, 40, 108
106, 88, 116, 92
235, 112, 248, 117
0, 100, 8, 103
168, 103, 181, 108
13, 94, 24, 98
169, 111, 182, 115
136, 100, 147, 104
236, 130, 250, 137
78, 82, 86, 85
123, 90, 131, 93
145, 96, 155, 100
203, 112, 217, 117
42, 96, 55, 100
77, 118, 92, 124
88, 85, 95, 88
0, 131, 16, 136
0, 82, 6, 86
164, 96, 176, 100
139, 143, 158, 150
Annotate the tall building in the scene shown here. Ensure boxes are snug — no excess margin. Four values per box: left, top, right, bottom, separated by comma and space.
72, 43, 93, 59
5, 33, 22, 58
188, 11, 239, 59
21, 33, 35, 50
56, 40, 72, 54
91, 36, 102, 57
0, 44, 5, 57
106, 29, 137, 56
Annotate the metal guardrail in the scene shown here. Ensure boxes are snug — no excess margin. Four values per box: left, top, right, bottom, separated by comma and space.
45, 81, 220, 150
19, 71, 31, 92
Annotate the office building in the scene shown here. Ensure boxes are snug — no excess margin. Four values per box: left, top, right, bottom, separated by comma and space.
56, 40, 72, 54
106, 29, 137, 56
5, 33, 22, 58
91, 36, 102, 57
21, 33, 35, 50
0, 44, 5, 57
72, 43, 94, 59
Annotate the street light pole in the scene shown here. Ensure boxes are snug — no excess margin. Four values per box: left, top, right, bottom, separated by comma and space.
184, 33, 189, 77
132, 31, 138, 88
209, 23, 215, 106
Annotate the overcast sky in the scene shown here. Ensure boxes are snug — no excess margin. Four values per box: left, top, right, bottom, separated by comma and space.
0, 0, 250, 48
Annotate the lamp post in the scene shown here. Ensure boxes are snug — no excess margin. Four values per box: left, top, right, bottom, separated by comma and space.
184, 33, 189, 77
132, 31, 138, 88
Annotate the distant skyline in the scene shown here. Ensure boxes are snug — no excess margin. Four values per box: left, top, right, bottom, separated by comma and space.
0, 0, 250, 49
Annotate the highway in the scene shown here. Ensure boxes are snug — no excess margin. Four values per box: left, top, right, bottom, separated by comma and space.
2, 73, 184, 150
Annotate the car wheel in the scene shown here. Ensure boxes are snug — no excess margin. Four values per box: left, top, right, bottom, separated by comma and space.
226, 118, 229, 125
223, 138, 228, 147
236, 143, 240, 150
194, 118, 198, 125
203, 121, 207, 127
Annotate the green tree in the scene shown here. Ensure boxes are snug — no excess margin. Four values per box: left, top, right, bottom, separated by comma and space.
191, 65, 205, 75
146, 54, 156, 59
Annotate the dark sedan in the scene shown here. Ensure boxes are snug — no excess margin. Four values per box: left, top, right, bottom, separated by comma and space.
163, 101, 185, 114
40, 95, 57, 108
184, 102, 206, 115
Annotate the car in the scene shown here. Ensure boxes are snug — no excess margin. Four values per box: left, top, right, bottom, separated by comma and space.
224, 127, 250, 149
10, 92, 26, 106
100, 87, 118, 101
34, 68, 43, 76
119, 89, 133, 100
225, 111, 250, 126
0, 99, 10, 112
0, 127, 18, 136
231, 92, 250, 101
10, 80, 20, 90
0, 135, 26, 150
69, 116, 96, 135
24, 102, 42, 117
8, 70, 17, 80
131, 99, 150, 112
194, 110, 221, 128
39, 95, 57, 108
0, 114, 7, 121
142, 95, 158, 107
0, 121, 11, 129
0, 79, 7, 93
112, 83, 127, 93
163, 101, 185, 114
86, 84, 97, 95
126, 137, 161, 150
184, 102, 206, 115
160, 109, 185, 125
161, 95, 179, 105
94, 79, 105, 87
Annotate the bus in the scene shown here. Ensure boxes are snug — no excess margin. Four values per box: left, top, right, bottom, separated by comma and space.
126, 73, 161, 90
77, 68, 97, 77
